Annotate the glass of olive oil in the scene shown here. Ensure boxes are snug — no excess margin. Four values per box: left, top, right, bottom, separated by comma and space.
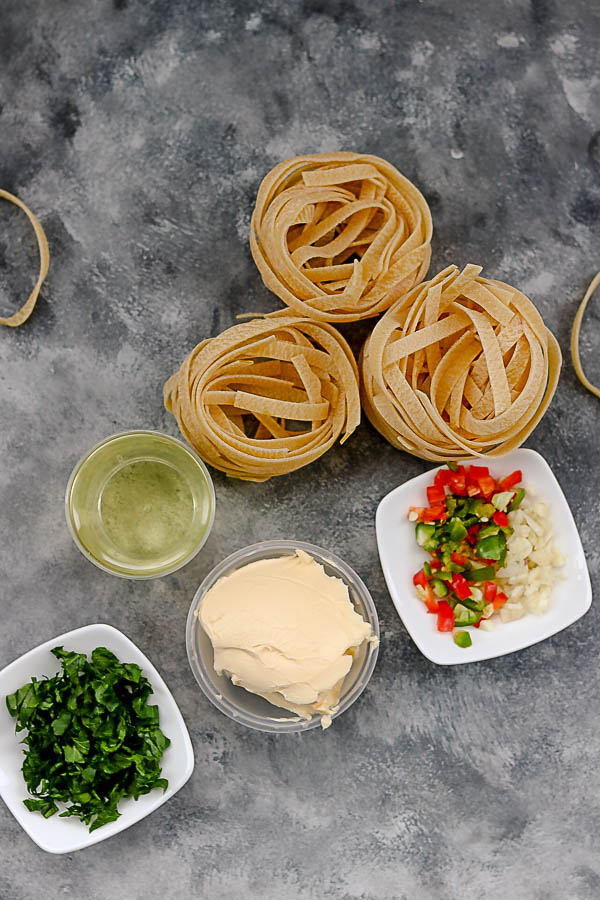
65, 431, 216, 578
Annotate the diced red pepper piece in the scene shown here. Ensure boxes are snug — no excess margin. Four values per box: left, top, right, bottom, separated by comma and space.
429, 559, 442, 571
409, 506, 426, 521
422, 505, 447, 522
466, 484, 481, 497
437, 600, 455, 632
493, 591, 508, 610
451, 552, 469, 567
451, 572, 471, 601
468, 465, 490, 478
473, 620, 482, 628
477, 475, 496, 497
424, 592, 439, 614
422, 583, 437, 608
449, 474, 467, 496
493, 510, 508, 527
434, 468, 452, 487
467, 525, 480, 545
427, 484, 446, 506
497, 470, 522, 492
413, 568, 428, 588
483, 581, 497, 605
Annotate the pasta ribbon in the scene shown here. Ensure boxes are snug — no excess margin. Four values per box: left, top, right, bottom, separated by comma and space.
571, 271, 600, 400
0, 189, 50, 327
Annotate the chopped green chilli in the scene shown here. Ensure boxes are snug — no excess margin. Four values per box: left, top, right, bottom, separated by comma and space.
5, 646, 170, 832
508, 488, 525, 511
453, 631, 472, 649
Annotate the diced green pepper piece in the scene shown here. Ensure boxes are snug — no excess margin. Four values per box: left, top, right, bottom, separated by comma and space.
442, 550, 463, 573
466, 564, 497, 582
466, 498, 484, 516
445, 496, 457, 517
431, 578, 449, 598
415, 522, 436, 548
437, 570, 453, 582
453, 604, 481, 626
475, 531, 507, 563
448, 518, 468, 542
477, 524, 500, 540
416, 524, 434, 545
460, 594, 485, 612
424, 561, 432, 577
455, 501, 470, 519
478, 503, 496, 519
453, 630, 473, 648
508, 488, 525, 511
447, 461, 460, 472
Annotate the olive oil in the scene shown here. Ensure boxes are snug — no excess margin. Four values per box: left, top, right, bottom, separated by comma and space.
66, 432, 215, 577
100, 459, 194, 559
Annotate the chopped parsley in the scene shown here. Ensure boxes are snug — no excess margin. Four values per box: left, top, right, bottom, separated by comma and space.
6, 646, 170, 832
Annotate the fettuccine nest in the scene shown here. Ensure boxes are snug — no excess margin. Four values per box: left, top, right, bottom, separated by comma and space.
360, 264, 562, 460
250, 152, 432, 323
164, 314, 360, 481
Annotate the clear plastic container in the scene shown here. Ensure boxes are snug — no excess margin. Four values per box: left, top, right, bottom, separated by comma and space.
65, 430, 215, 579
186, 540, 380, 733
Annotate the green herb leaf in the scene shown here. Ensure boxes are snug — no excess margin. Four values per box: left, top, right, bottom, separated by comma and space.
64, 744, 86, 764
123, 664, 142, 684
52, 710, 71, 736
89, 807, 120, 833
91, 647, 119, 671
24, 798, 58, 818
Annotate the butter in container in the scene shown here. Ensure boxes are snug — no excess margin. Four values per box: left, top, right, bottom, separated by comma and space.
186, 540, 380, 732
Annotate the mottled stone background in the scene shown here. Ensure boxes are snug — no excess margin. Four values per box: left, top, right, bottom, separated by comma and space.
1, 1, 599, 897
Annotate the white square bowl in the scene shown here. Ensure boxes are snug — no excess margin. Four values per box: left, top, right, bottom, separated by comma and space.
0, 623, 194, 853
376, 448, 592, 665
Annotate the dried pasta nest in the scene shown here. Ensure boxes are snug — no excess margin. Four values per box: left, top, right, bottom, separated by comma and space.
360, 264, 562, 461
164, 313, 361, 481
250, 152, 433, 323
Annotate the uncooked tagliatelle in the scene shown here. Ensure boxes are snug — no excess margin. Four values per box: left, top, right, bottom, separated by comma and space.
571, 270, 600, 400
0, 189, 50, 327
250, 152, 432, 322
360, 264, 562, 461
163, 313, 360, 481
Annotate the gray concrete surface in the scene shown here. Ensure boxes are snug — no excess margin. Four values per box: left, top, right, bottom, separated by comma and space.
1, 1, 599, 897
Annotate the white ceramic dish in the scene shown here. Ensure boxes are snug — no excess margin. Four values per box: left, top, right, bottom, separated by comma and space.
0, 623, 194, 853
376, 448, 592, 665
